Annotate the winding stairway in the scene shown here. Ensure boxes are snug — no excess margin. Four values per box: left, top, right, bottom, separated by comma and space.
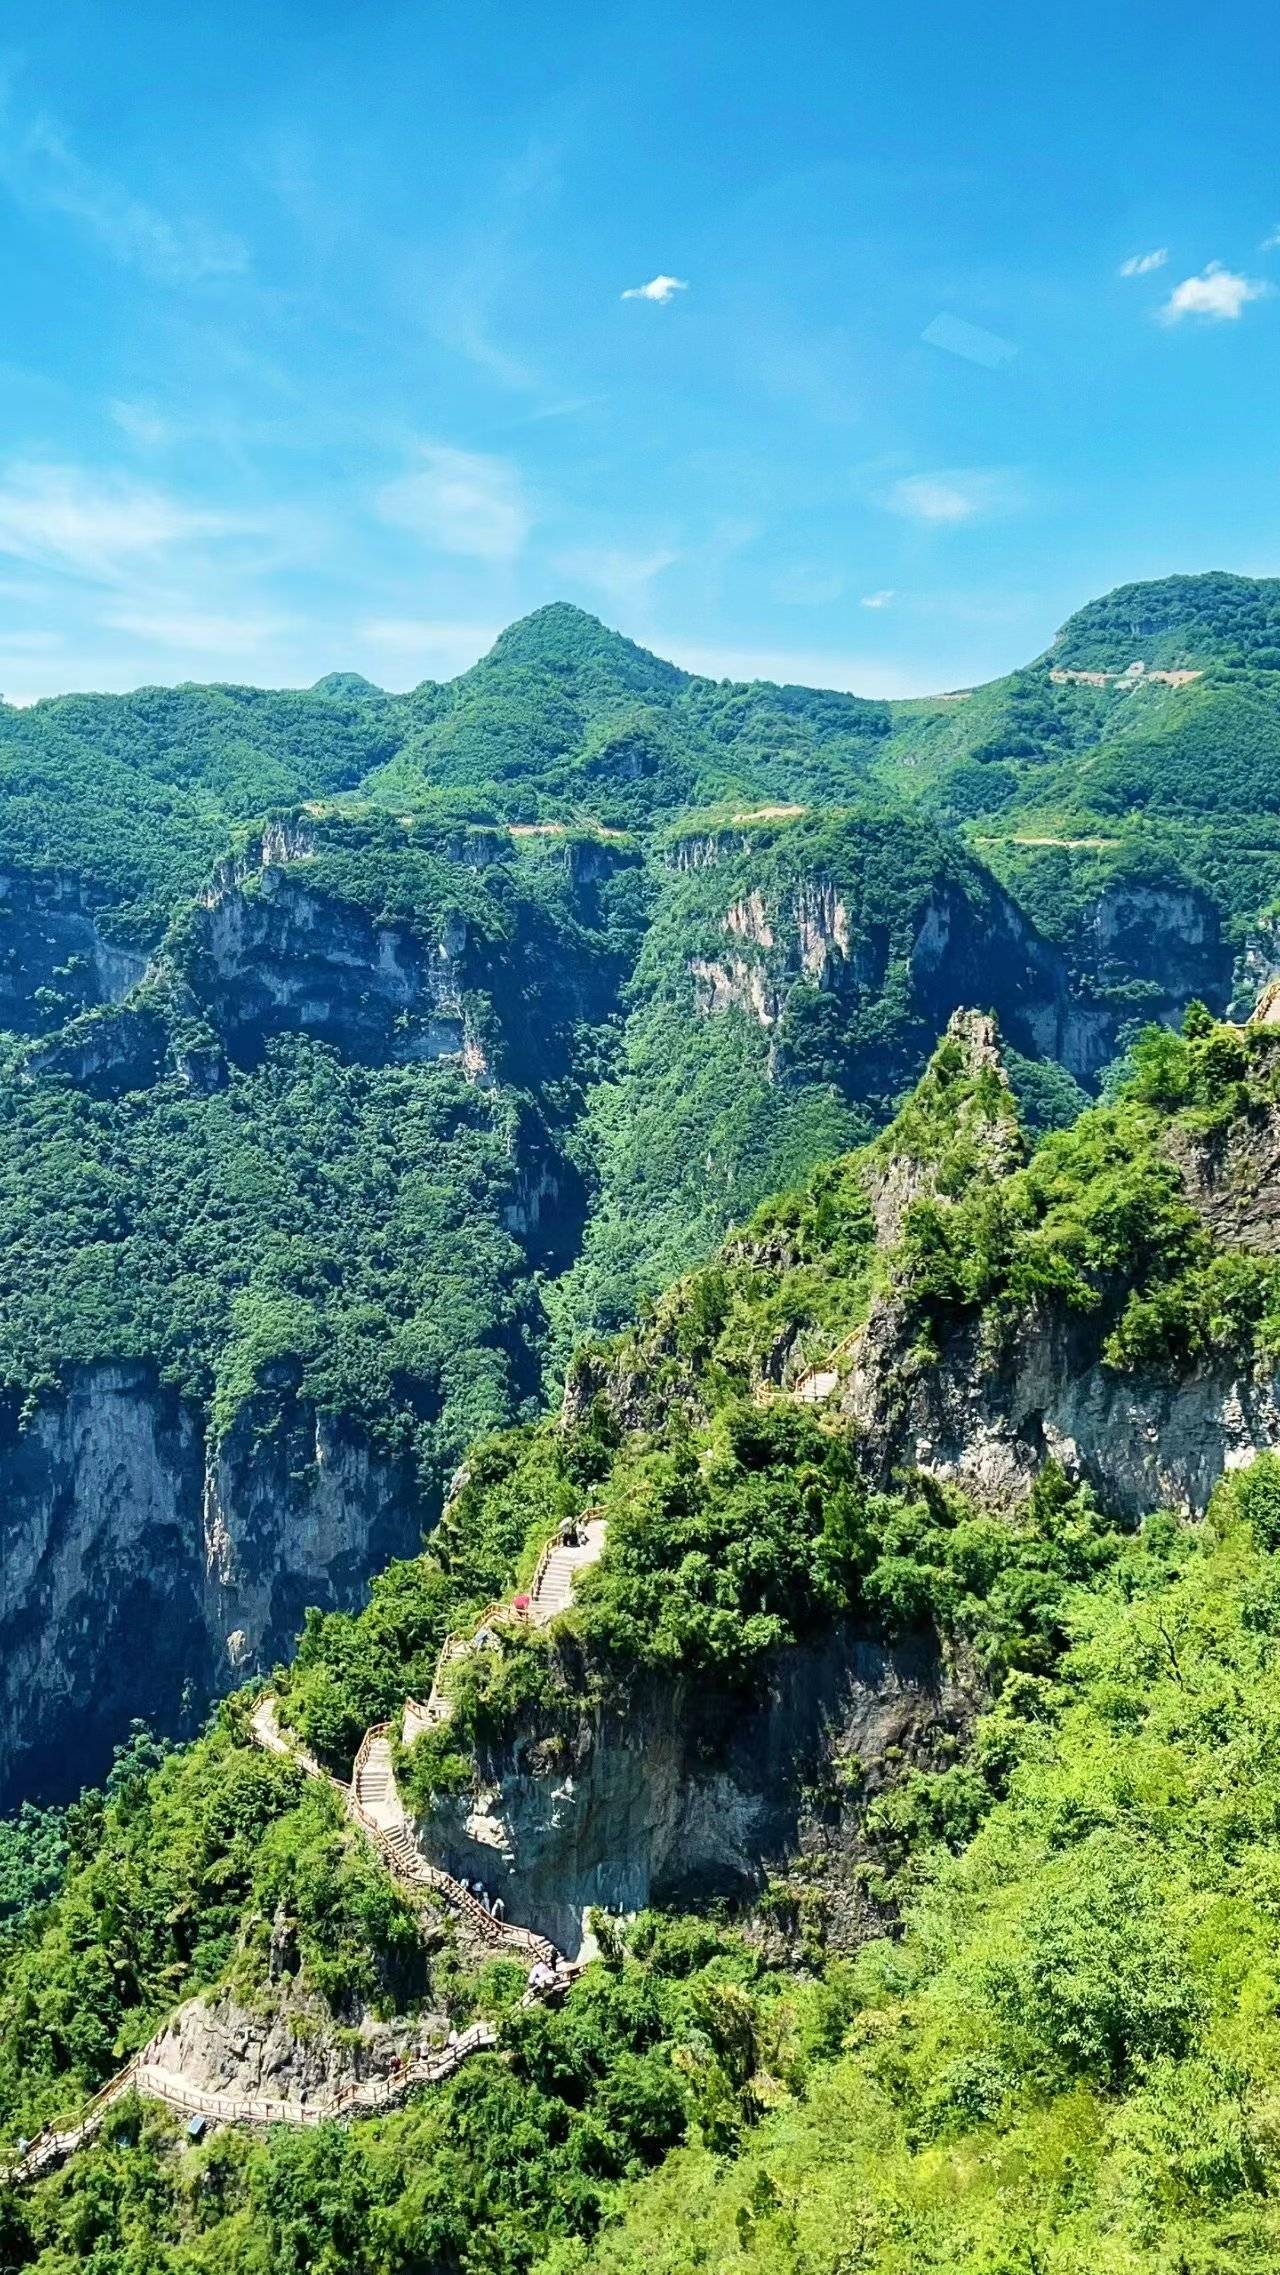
6, 2023, 501, 2187
4, 1524, 612, 2188
407, 1513, 607, 1737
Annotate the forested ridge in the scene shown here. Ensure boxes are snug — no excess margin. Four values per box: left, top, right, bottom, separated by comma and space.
9, 1009, 1280, 2270
10, 573, 1280, 2265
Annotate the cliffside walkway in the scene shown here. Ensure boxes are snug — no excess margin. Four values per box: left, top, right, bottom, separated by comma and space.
408, 1514, 607, 1737
754, 1325, 862, 1409
4, 1535, 612, 2188
251, 1698, 558, 1969
5, 2021, 502, 2186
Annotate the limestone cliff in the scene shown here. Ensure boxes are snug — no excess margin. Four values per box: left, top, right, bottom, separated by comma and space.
413, 1625, 970, 1961
0, 1364, 423, 1809
0, 865, 146, 1036
185, 861, 490, 1076
143, 1981, 451, 2107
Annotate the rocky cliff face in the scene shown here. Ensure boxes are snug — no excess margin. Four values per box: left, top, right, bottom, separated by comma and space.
0, 1364, 423, 1809
681, 856, 1125, 1085
187, 867, 489, 1076
144, 1981, 450, 2105
0, 866, 146, 1036
838, 1019, 1280, 1518
414, 1625, 969, 1960
1071, 880, 1233, 1062
842, 1296, 1280, 1520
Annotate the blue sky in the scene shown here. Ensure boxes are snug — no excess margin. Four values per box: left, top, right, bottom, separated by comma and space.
1, 0, 1279, 702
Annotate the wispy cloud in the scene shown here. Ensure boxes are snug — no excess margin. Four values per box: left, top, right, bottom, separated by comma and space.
109, 400, 180, 450
1262, 225, 1280, 252
357, 618, 502, 681
0, 100, 248, 284
1159, 262, 1271, 323
861, 589, 896, 609
0, 461, 238, 584
99, 606, 292, 655
621, 274, 688, 303
1120, 247, 1168, 277
771, 565, 846, 606
552, 543, 680, 605
883, 471, 1011, 524
921, 312, 1017, 369
376, 444, 531, 563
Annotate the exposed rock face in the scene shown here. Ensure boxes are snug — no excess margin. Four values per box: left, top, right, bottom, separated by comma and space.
683, 864, 1135, 1085
22, 1006, 171, 1095
840, 1027, 1280, 1519
1079, 881, 1232, 1047
0, 866, 146, 1036
144, 1982, 449, 2106
415, 1625, 967, 1960
0, 1364, 423, 1808
862, 1008, 1023, 1251
187, 868, 488, 1074
841, 1297, 1280, 1520
691, 879, 887, 1030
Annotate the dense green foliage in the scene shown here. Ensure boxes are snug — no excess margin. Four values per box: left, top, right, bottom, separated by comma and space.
0, 1038, 542, 1461
1051, 569, 1280, 670
584, 1466, 1280, 2273
897, 1011, 1280, 1374
13, 988, 1280, 2266
0, 1712, 432, 2146
16, 1479, 1280, 2271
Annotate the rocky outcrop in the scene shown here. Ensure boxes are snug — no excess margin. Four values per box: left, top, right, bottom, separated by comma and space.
681, 862, 1133, 1085
144, 1982, 451, 2107
0, 1364, 423, 1809
1081, 880, 1231, 1044
0, 866, 147, 1036
414, 1625, 968, 1960
22, 1005, 171, 1094
841, 1296, 1280, 1520
691, 878, 888, 1031
837, 1020, 1280, 1518
185, 867, 489, 1074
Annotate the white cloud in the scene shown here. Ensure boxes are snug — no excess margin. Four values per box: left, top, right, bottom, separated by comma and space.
0, 461, 236, 584
1159, 262, 1271, 323
1120, 247, 1168, 277
100, 606, 291, 654
375, 444, 531, 562
921, 312, 1018, 368
884, 474, 987, 524
110, 400, 180, 450
621, 274, 688, 303
0, 108, 247, 284
357, 618, 502, 679
860, 589, 896, 609
1262, 225, 1280, 252
771, 565, 846, 606
552, 544, 680, 605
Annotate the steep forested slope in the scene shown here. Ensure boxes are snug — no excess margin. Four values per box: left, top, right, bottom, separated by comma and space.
10, 1008, 1280, 2272
2, 578, 1279, 1808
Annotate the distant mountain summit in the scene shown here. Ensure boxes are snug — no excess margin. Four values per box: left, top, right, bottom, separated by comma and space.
473, 602, 686, 701
1050, 569, 1280, 670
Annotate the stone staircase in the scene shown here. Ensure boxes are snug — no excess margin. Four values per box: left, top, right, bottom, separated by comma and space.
528, 1518, 608, 1626
5, 1656, 598, 2188
408, 1515, 608, 1740
256, 1703, 559, 1973
352, 1726, 399, 1830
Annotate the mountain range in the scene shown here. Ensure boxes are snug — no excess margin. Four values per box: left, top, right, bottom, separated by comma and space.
8, 570, 1280, 2269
